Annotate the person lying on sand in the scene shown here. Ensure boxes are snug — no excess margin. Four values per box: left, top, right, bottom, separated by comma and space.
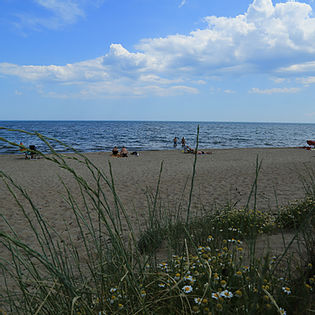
197, 150, 212, 155
184, 145, 211, 154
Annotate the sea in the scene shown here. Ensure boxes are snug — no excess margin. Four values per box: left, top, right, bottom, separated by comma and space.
0, 121, 314, 154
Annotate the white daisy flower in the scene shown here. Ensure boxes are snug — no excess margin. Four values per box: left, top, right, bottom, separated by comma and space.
182, 285, 193, 294
279, 307, 286, 315
220, 290, 233, 299
109, 288, 117, 293
211, 292, 220, 300
282, 287, 291, 295
184, 275, 195, 283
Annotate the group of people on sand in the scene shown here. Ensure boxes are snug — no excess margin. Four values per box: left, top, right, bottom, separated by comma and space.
19, 142, 38, 159
112, 146, 128, 157
173, 136, 211, 155
111, 146, 140, 157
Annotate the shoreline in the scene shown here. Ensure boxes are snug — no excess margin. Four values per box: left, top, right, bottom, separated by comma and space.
0, 145, 314, 156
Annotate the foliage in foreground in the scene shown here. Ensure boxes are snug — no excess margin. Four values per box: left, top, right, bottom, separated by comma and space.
87, 234, 315, 315
0, 128, 314, 314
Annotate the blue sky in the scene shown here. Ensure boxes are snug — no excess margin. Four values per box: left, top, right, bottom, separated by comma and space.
1, 0, 315, 122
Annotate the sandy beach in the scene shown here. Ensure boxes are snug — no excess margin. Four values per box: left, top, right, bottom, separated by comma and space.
1, 147, 314, 241
0, 146, 314, 299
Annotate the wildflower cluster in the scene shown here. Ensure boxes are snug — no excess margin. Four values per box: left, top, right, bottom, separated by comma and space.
212, 208, 276, 238
275, 197, 315, 229
83, 287, 128, 314
84, 234, 315, 314
79, 202, 314, 314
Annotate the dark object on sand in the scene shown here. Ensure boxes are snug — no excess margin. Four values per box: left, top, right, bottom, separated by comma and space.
29, 145, 37, 159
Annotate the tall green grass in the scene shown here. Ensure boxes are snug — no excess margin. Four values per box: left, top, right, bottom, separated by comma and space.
0, 127, 314, 314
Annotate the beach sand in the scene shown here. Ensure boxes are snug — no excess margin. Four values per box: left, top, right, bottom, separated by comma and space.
0, 147, 314, 266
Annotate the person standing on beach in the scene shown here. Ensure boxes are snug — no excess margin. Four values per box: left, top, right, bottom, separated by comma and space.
173, 137, 178, 147
181, 137, 186, 147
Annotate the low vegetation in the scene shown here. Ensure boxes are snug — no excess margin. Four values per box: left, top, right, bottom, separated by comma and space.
0, 128, 314, 314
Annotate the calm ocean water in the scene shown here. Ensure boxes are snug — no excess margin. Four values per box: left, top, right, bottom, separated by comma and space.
0, 121, 314, 154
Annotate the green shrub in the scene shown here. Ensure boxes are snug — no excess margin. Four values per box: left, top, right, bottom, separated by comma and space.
275, 197, 315, 230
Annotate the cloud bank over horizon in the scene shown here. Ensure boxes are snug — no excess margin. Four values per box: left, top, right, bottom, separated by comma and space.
1, 0, 315, 99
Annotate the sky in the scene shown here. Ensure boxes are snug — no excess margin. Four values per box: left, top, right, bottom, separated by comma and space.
1, 0, 315, 122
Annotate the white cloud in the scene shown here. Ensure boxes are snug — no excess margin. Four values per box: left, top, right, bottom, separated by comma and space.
298, 76, 315, 85
134, 0, 315, 77
271, 77, 286, 83
278, 61, 315, 74
2, 0, 315, 97
224, 89, 235, 94
179, 0, 187, 8
35, 0, 84, 24
249, 87, 301, 94
193, 80, 207, 85
11, 0, 102, 30
0, 57, 107, 81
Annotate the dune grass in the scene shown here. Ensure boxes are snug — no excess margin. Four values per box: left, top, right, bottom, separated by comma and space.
0, 128, 314, 314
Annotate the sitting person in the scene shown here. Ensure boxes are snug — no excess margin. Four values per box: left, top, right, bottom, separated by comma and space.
184, 145, 194, 153
120, 146, 128, 157
29, 145, 36, 159
112, 146, 119, 156
19, 142, 29, 159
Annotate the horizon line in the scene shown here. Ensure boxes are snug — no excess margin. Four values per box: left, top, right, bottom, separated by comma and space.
1, 119, 315, 124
